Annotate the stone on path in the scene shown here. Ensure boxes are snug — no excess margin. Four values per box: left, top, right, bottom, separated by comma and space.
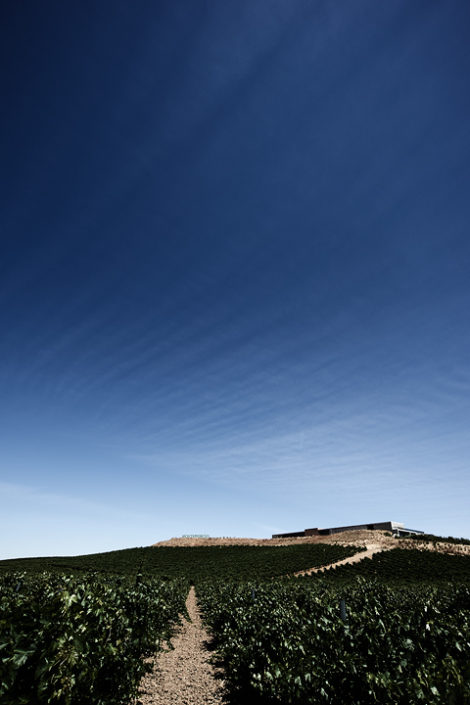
137, 586, 225, 705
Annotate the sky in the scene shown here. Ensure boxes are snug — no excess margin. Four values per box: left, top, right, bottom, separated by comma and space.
1, 1, 470, 559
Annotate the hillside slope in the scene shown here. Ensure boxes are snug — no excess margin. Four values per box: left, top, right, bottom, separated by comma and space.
153, 530, 470, 557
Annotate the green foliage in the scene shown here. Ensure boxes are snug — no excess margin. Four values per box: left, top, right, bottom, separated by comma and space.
404, 533, 470, 547
0, 542, 362, 703
0, 543, 361, 581
0, 572, 187, 705
319, 548, 470, 585
2, 545, 469, 704
199, 578, 470, 704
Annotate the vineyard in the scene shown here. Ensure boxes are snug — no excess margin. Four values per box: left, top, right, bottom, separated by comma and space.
0, 542, 360, 580
0, 571, 187, 705
405, 532, 470, 547
200, 579, 470, 704
319, 547, 470, 584
1, 540, 470, 704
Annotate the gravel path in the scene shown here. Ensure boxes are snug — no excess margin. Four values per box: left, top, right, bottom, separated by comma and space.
136, 586, 226, 705
293, 544, 385, 576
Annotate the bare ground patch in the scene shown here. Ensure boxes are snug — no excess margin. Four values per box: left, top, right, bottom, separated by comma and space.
136, 587, 226, 705
151, 530, 395, 548
152, 531, 470, 557
293, 543, 385, 576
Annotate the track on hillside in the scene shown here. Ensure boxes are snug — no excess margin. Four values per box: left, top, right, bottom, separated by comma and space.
293, 543, 385, 576
137, 586, 225, 705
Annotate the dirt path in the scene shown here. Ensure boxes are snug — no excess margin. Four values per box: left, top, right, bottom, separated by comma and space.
294, 544, 385, 576
136, 586, 225, 705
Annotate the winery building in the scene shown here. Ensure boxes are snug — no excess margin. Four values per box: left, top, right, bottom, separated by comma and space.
272, 521, 424, 539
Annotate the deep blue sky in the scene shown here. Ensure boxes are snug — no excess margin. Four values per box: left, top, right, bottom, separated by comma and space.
1, 1, 470, 558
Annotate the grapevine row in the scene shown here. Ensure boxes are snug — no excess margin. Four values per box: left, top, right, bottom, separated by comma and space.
0, 572, 187, 705
0, 543, 362, 580
199, 578, 470, 704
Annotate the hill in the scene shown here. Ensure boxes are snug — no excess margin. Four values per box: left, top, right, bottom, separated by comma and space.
153, 529, 470, 556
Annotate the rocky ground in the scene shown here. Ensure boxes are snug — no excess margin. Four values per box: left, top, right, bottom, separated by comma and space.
153, 530, 470, 555
293, 542, 385, 576
139, 530, 470, 703
136, 586, 226, 705
152, 529, 393, 548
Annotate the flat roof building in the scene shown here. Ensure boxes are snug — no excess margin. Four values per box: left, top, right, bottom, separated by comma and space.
272, 521, 424, 539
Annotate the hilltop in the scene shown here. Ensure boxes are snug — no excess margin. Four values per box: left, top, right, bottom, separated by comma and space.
153, 529, 470, 556
153, 529, 392, 547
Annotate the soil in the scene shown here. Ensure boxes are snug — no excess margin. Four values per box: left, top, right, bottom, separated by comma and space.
139, 531, 470, 703
152, 531, 470, 556
152, 530, 394, 548
293, 543, 385, 576
136, 586, 226, 705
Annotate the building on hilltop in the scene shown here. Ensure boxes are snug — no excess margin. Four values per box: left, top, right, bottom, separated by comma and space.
272, 521, 424, 539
